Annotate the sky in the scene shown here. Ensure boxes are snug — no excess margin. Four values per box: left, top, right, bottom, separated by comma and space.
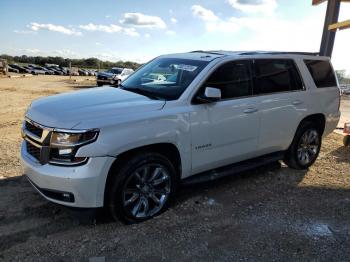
1, 0, 350, 73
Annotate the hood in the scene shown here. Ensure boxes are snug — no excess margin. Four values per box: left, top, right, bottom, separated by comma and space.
26, 87, 166, 129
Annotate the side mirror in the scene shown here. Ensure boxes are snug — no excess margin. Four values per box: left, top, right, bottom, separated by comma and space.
196, 87, 221, 103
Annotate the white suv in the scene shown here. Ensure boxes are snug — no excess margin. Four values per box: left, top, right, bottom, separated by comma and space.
21, 51, 340, 223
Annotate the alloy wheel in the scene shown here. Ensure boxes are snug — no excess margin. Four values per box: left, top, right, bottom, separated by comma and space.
122, 164, 171, 219
297, 129, 320, 165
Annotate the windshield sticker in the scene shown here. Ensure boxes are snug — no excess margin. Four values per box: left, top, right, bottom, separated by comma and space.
177, 64, 198, 72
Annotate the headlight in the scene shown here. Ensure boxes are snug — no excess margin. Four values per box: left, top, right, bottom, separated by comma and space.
49, 129, 99, 166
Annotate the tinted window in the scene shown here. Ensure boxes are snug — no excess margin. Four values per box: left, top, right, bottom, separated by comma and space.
253, 59, 303, 94
304, 59, 337, 88
110, 68, 123, 74
204, 60, 252, 99
122, 57, 209, 101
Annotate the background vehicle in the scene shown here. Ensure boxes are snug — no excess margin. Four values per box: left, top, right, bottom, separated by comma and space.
21, 51, 340, 224
7, 65, 19, 73
27, 65, 47, 75
9, 64, 31, 73
96, 67, 134, 86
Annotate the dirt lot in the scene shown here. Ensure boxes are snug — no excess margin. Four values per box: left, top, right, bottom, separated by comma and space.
0, 75, 350, 261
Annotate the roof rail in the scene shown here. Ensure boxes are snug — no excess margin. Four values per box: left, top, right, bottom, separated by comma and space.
189, 50, 225, 55
239, 51, 319, 56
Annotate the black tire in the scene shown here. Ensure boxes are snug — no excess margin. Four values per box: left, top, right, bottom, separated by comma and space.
284, 121, 322, 170
97, 82, 103, 87
108, 152, 178, 224
343, 135, 350, 147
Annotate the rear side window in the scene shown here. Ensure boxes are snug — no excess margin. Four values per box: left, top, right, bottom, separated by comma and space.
253, 59, 303, 95
304, 60, 337, 88
205, 60, 253, 99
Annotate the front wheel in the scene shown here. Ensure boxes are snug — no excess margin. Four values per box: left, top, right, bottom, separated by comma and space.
284, 122, 321, 170
108, 152, 177, 224
343, 135, 350, 146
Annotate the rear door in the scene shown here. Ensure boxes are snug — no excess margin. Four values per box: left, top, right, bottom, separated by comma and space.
252, 59, 306, 154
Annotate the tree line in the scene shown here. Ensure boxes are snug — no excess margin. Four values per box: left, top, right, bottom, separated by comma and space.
0, 54, 141, 70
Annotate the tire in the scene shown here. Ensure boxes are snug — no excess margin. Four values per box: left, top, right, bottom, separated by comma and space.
108, 152, 178, 224
97, 82, 103, 87
284, 121, 322, 170
343, 135, 350, 147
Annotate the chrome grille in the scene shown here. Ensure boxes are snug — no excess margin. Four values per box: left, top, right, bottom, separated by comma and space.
25, 121, 43, 137
26, 141, 40, 161
22, 118, 52, 164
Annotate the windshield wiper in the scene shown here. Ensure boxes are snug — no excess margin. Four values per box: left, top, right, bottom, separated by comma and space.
122, 86, 164, 100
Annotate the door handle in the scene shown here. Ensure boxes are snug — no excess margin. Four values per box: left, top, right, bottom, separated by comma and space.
292, 100, 303, 105
244, 108, 258, 114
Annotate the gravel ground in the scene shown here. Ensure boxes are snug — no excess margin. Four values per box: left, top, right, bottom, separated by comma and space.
0, 76, 349, 261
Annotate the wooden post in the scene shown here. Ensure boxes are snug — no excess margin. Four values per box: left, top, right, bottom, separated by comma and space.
69, 61, 72, 80
319, 0, 341, 57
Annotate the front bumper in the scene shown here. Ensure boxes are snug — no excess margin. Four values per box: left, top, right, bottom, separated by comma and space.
21, 141, 115, 208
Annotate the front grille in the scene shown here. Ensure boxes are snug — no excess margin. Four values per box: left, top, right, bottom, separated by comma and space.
25, 121, 43, 137
26, 141, 41, 161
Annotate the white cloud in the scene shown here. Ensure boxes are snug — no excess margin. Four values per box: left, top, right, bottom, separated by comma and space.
227, 0, 277, 15
13, 30, 36, 35
79, 23, 139, 37
29, 22, 82, 36
165, 30, 176, 36
123, 28, 140, 37
120, 12, 167, 29
144, 33, 151, 38
171, 17, 178, 24
20, 48, 41, 54
191, 5, 238, 33
105, 15, 111, 19
54, 49, 79, 57
191, 5, 219, 22
79, 23, 122, 33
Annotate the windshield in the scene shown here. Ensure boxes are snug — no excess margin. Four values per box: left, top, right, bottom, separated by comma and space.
107, 68, 123, 74
122, 57, 209, 100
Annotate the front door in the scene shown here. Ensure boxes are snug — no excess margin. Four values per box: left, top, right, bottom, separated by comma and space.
190, 59, 260, 174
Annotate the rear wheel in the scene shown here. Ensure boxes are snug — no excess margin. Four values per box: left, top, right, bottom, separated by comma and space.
284, 122, 321, 170
108, 152, 177, 224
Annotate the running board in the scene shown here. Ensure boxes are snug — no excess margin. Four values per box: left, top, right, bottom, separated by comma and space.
182, 151, 285, 185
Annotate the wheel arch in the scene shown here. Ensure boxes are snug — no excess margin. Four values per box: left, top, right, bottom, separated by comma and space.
103, 142, 182, 206
298, 113, 326, 135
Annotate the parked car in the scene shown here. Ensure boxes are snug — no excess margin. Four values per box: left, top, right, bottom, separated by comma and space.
21, 51, 340, 224
96, 67, 134, 86
340, 85, 350, 95
7, 65, 19, 73
46, 66, 63, 75
78, 69, 89, 76
27, 65, 46, 75
9, 64, 31, 73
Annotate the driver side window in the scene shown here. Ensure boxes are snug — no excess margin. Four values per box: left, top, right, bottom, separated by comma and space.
204, 60, 253, 99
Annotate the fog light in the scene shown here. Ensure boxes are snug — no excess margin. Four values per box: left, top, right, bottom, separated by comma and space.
58, 148, 73, 155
